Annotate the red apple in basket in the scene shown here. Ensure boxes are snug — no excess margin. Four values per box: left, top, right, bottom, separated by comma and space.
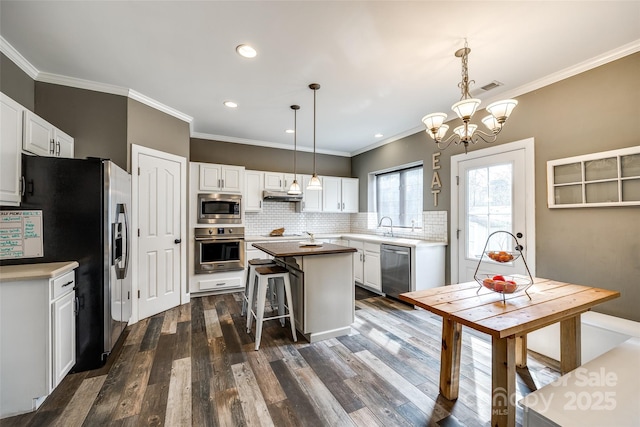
493, 281, 506, 292
483, 278, 495, 290
503, 281, 517, 293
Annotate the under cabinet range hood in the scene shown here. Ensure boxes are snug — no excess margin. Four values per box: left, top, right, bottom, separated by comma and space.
262, 190, 303, 202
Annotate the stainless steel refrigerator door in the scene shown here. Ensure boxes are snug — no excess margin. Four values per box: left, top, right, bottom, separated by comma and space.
105, 161, 132, 355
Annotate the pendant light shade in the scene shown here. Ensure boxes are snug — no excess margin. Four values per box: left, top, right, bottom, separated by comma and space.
288, 104, 302, 195
307, 83, 322, 191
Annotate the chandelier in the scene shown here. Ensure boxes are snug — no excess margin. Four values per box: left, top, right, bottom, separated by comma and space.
422, 40, 518, 153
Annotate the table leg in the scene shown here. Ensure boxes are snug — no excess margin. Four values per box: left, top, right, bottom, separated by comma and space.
515, 334, 527, 368
491, 336, 516, 427
560, 314, 581, 374
439, 318, 462, 400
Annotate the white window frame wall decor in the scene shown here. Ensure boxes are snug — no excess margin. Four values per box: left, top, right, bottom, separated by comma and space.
547, 145, 640, 208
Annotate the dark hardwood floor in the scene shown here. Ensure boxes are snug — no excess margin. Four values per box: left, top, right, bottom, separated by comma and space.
2, 289, 560, 427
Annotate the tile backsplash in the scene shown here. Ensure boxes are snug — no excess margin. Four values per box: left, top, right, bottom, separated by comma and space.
244, 201, 351, 236
245, 201, 448, 243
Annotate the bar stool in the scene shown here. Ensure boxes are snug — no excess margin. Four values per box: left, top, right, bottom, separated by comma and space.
241, 258, 275, 317
246, 265, 297, 350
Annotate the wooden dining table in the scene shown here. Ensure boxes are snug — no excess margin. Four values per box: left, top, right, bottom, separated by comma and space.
399, 278, 620, 427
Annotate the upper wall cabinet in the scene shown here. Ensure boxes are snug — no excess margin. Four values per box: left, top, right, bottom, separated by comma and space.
322, 176, 359, 213
199, 163, 244, 193
547, 146, 640, 208
245, 170, 264, 212
1, 93, 25, 206
23, 111, 74, 158
264, 172, 297, 191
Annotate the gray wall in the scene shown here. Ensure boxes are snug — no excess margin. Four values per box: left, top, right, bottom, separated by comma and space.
352, 52, 640, 321
1, 52, 34, 111
191, 138, 352, 177
127, 99, 191, 168
35, 82, 128, 170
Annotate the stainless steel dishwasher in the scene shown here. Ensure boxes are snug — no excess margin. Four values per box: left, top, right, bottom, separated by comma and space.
381, 244, 411, 299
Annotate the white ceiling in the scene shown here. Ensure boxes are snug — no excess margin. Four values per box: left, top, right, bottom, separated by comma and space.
1, 1, 639, 157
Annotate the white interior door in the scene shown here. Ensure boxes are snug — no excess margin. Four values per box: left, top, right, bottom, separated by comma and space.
136, 149, 184, 319
451, 139, 536, 284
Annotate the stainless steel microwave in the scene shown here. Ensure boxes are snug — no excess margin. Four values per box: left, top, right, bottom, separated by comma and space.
197, 193, 241, 224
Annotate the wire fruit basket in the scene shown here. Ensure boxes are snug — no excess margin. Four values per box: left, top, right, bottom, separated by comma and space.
474, 231, 534, 302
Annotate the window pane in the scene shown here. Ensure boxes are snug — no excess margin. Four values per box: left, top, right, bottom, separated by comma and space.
376, 166, 423, 228
466, 163, 513, 259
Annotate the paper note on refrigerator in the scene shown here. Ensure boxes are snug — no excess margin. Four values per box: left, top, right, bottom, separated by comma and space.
0, 210, 44, 259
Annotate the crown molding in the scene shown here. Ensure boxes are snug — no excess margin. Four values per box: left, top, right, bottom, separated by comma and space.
191, 132, 352, 157
37, 71, 130, 96
483, 39, 640, 105
0, 35, 39, 79
128, 90, 193, 124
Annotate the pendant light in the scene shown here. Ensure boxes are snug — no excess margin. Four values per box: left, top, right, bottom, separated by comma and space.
287, 105, 302, 195
307, 83, 322, 190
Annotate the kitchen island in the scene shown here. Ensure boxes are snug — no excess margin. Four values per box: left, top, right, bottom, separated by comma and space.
252, 241, 356, 343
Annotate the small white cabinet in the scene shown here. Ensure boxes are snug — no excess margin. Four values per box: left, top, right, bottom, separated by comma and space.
264, 172, 297, 191
23, 110, 74, 158
0, 93, 24, 206
199, 163, 244, 193
0, 262, 78, 418
245, 170, 264, 212
349, 240, 381, 292
301, 174, 323, 212
323, 176, 359, 213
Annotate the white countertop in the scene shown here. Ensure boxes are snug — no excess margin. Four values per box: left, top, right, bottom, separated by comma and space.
0, 261, 79, 281
245, 233, 447, 248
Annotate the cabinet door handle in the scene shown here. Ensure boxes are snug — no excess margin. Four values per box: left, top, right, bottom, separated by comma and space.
217, 179, 221, 187
337, 202, 340, 210
62, 280, 74, 288
56, 141, 61, 156
50, 139, 55, 154
342, 202, 345, 210
221, 179, 225, 188
20, 176, 25, 196
215, 282, 227, 287
259, 200, 262, 208
74, 296, 79, 316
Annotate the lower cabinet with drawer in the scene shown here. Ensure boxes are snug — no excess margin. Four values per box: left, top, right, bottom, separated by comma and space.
191, 270, 244, 295
0, 263, 78, 419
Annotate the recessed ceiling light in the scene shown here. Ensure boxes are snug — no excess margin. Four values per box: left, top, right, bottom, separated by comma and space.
236, 44, 257, 58
374, 133, 383, 138
285, 129, 295, 134
223, 101, 238, 108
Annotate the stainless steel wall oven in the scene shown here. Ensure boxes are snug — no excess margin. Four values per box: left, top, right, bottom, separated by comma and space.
195, 227, 245, 273
197, 193, 241, 224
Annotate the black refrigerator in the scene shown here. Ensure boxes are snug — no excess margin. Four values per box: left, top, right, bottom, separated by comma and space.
1, 155, 132, 371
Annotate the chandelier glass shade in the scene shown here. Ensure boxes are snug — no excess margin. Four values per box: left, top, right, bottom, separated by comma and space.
422, 41, 518, 153
307, 83, 322, 191
287, 104, 302, 195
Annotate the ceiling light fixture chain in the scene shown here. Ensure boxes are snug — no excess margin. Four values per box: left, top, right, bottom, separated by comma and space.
307, 83, 322, 190
422, 39, 518, 154
288, 104, 302, 195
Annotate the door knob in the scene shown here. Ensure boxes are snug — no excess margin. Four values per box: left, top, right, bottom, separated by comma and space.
516, 232, 523, 238
174, 239, 182, 244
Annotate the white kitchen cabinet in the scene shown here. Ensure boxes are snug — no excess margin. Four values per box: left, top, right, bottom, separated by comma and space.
264, 172, 297, 191
199, 163, 244, 193
301, 174, 322, 212
341, 178, 359, 212
23, 110, 74, 158
322, 176, 359, 213
1, 93, 24, 206
349, 240, 381, 292
244, 170, 264, 212
363, 242, 381, 291
52, 287, 76, 389
0, 262, 77, 418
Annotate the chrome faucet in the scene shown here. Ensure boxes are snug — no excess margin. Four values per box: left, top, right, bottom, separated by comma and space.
377, 216, 394, 237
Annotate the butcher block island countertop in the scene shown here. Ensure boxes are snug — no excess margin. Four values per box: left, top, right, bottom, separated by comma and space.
0, 261, 79, 281
251, 241, 356, 343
